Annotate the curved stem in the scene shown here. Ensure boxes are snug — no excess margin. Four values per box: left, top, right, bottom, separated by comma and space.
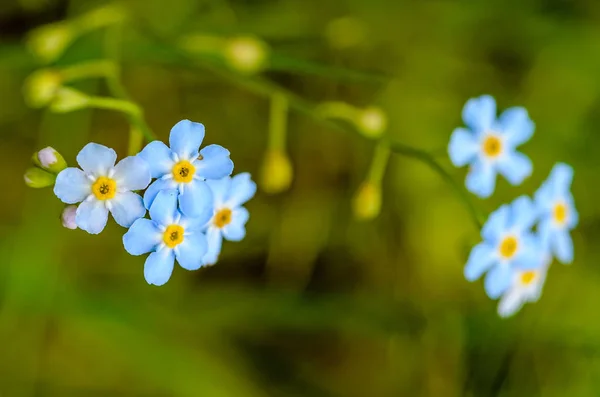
385, 140, 483, 229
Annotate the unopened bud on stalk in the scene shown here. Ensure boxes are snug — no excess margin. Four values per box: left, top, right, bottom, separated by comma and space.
26, 22, 75, 64
23, 69, 62, 108
49, 87, 90, 113
352, 181, 382, 220
24, 167, 56, 188
32, 146, 67, 174
224, 36, 269, 74
355, 106, 387, 138
61, 205, 78, 230
260, 149, 293, 194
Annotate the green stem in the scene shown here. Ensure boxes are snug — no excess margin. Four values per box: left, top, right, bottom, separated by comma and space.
386, 140, 483, 229
87, 96, 140, 115
268, 93, 288, 151
60, 60, 116, 82
368, 142, 391, 185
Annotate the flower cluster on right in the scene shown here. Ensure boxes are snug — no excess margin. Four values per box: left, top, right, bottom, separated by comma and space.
449, 95, 579, 317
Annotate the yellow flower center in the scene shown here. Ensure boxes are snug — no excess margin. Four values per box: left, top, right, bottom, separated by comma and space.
163, 225, 185, 248
172, 160, 196, 183
214, 208, 232, 228
482, 135, 502, 158
554, 202, 567, 225
499, 236, 518, 259
91, 176, 117, 200
520, 271, 536, 285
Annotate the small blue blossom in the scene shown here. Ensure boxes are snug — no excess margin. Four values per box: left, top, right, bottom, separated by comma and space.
464, 195, 543, 299
123, 189, 210, 286
497, 254, 551, 318
202, 173, 257, 265
448, 95, 535, 198
139, 119, 234, 220
54, 143, 151, 234
534, 163, 579, 264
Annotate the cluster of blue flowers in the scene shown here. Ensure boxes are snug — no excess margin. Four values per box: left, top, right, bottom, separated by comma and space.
53, 120, 256, 286
449, 95, 578, 317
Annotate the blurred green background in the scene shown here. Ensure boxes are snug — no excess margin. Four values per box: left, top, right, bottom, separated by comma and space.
0, 0, 598, 395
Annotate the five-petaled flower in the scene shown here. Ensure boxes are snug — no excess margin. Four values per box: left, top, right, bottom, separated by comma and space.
54, 143, 151, 234
123, 189, 209, 286
139, 119, 234, 220
203, 173, 257, 265
535, 163, 579, 264
464, 195, 543, 299
449, 95, 535, 198
497, 255, 551, 318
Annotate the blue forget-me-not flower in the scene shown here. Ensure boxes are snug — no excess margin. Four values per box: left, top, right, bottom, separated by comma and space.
449, 95, 534, 198
464, 195, 543, 299
54, 143, 151, 234
139, 119, 234, 220
203, 173, 257, 265
534, 163, 578, 264
123, 189, 210, 286
497, 254, 551, 318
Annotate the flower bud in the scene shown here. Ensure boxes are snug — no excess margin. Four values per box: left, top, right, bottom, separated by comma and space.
352, 181, 382, 220
61, 205, 78, 230
23, 69, 62, 108
32, 146, 67, 174
26, 22, 75, 64
355, 106, 387, 138
24, 167, 56, 188
49, 87, 90, 113
224, 36, 269, 74
260, 150, 293, 194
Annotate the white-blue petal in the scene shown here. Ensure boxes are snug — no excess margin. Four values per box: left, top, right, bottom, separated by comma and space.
138, 141, 175, 179
226, 173, 257, 208
448, 127, 478, 167
144, 249, 176, 286
197, 145, 234, 180
180, 210, 212, 233
149, 189, 180, 226
112, 156, 152, 191
169, 120, 205, 160
566, 196, 579, 229
206, 177, 232, 206
109, 191, 146, 228
123, 218, 161, 255
537, 218, 554, 253
482, 204, 510, 242
175, 231, 208, 271
54, 168, 91, 204
554, 229, 574, 264
464, 243, 497, 281
509, 195, 538, 232
497, 151, 532, 186
76, 200, 109, 234
513, 233, 543, 270
465, 160, 496, 198
203, 227, 223, 266
498, 107, 534, 147
143, 178, 178, 210
534, 181, 555, 213
550, 163, 574, 194
76, 143, 117, 176
484, 264, 513, 299
462, 95, 496, 132
179, 180, 213, 220
222, 207, 249, 242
